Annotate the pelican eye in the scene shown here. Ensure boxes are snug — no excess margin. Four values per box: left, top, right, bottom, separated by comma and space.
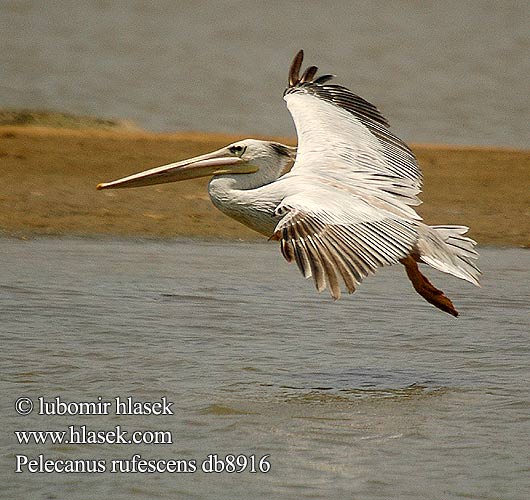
229, 145, 245, 156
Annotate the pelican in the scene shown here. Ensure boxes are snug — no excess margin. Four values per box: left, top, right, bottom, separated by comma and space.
98, 50, 480, 316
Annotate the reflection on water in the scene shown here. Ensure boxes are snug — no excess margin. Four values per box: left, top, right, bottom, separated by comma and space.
1, 238, 529, 499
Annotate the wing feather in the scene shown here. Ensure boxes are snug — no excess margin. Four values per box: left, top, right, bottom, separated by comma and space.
297, 229, 326, 291
300, 65, 318, 83
289, 50, 304, 87
273, 188, 418, 298
280, 234, 295, 262
288, 223, 312, 279
300, 219, 341, 299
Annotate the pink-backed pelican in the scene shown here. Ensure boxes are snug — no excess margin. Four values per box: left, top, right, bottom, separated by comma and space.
98, 50, 480, 316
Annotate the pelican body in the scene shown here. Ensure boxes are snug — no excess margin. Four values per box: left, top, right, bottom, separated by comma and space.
98, 50, 480, 316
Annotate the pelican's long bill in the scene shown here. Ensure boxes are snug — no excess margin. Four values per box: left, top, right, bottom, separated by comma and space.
96, 148, 257, 190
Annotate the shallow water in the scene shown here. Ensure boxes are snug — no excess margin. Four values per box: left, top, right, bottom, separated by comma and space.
1, 0, 529, 148
1, 237, 529, 499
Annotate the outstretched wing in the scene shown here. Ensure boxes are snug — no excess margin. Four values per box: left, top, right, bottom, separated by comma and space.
274, 50, 424, 297
284, 50, 423, 207
272, 186, 418, 300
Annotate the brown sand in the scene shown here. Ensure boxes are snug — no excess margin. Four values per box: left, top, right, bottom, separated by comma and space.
1, 126, 528, 246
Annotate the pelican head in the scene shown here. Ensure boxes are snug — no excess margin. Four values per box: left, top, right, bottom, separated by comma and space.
97, 139, 295, 191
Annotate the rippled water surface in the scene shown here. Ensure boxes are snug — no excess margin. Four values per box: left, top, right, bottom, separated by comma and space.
1, 238, 529, 499
1, 0, 529, 147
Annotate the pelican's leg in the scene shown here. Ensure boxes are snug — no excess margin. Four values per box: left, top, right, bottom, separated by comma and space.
399, 255, 459, 317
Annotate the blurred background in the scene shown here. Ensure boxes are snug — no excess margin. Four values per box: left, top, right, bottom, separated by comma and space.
1, 0, 529, 147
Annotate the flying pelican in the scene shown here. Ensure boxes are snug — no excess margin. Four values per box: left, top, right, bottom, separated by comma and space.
98, 50, 480, 316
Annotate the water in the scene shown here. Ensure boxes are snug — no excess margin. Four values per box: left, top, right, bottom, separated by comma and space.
1, 0, 529, 148
1, 237, 529, 499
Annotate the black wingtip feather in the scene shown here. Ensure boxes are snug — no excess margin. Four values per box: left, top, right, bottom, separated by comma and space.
300, 65, 318, 83
289, 50, 304, 87
313, 74, 335, 85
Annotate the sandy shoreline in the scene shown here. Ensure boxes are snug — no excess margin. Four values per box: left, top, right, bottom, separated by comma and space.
1, 125, 529, 247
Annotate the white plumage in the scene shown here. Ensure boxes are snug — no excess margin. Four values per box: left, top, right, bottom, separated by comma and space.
98, 50, 480, 316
